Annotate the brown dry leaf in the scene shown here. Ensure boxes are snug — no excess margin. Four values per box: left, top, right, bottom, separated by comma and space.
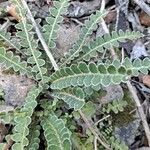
0, 123, 8, 143
139, 11, 150, 26
105, 10, 117, 24
142, 75, 150, 88
6, 4, 21, 21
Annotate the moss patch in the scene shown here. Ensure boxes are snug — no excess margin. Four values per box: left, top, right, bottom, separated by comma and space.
112, 90, 136, 127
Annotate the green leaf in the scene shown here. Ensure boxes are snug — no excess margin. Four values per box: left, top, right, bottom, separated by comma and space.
41, 114, 72, 150
26, 125, 41, 150
0, 30, 22, 54
43, 0, 69, 49
11, 0, 48, 84
51, 58, 150, 90
52, 88, 85, 110
61, 10, 107, 66
11, 87, 41, 150
0, 47, 32, 76
77, 30, 143, 61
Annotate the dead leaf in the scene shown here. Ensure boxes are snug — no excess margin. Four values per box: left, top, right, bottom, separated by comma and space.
0, 123, 8, 143
130, 40, 148, 60
142, 75, 150, 88
104, 10, 117, 24
139, 11, 150, 26
6, 4, 21, 21
100, 85, 124, 104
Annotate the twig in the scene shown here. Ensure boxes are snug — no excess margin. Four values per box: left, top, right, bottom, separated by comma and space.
94, 115, 111, 126
134, 0, 150, 16
94, 136, 98, 150
127, 81, 150, 145
121, 48, 125, 64
0, 19, 11, 30
21, 0, 59, 71
78, 110, 112, 150
101, 0, 150, 146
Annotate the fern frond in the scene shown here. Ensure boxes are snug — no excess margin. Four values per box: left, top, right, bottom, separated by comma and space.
43, 0, 69, 48
103, 99, 127, 114
0, 30, 22, 54
61, 10, 107, 66
11, 0, 48, 84
0, 47, 32, 76
26, 125, 41, 150
50, 58, 150, 90
77, 30, 143, 61
110, 137, 128, 150
11, 87, 40, 150
52, 88, 85, 110
41, 114, 72, 150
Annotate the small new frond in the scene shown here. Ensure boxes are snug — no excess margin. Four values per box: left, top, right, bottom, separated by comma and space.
52, 88, 85, 110
0, 47, 32, 76
50, 58, 150, 90
110, 137, 128, 150
41, 114, 72, 150
12, 0, 48, 83
77, 30, 143, 61
43, 0, 69, 48
61, 10, 107, 66
11, 87, 40, 150
0, 30, 22, 54
103, 99, 127, 114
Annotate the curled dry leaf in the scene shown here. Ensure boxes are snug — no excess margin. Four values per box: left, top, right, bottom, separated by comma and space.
130, 40, 148, 60
142, 75, 150, 88
139, 11, 150, 26
6, 4, 21, 21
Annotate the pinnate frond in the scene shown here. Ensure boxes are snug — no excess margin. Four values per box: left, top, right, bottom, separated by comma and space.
11, 87, 41, 150
0, 47, 32, 76
43, 0, 69, 48
52, 88, 85, 110
61, 10, 107, 66
0, 30, 22, 54
12, 0, 49, 84
27, 125, 41, 150
41, 114, 72, 150
78, 30, 143, 61
50, 58, 150, 90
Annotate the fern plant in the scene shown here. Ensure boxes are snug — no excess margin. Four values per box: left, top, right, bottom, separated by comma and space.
0, 0, 147, 149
